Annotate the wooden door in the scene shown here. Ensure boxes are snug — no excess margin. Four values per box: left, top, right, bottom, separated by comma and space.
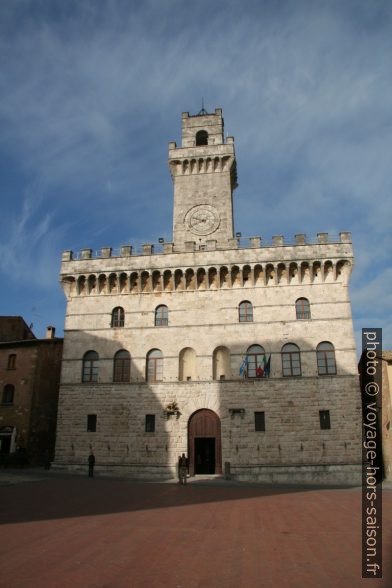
188, 409, 222, 475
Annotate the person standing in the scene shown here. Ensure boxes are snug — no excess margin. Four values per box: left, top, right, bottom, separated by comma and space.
179, 453, 187, 485
88, 451, 95, 477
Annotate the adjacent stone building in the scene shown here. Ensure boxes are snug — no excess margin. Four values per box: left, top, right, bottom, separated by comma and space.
0, 317, 63, 463
54, 108, 362, 483
380, 352, 392, 479
359, 349, 392, 480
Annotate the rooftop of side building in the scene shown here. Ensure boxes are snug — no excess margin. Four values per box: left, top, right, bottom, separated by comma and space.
0, 316, 36, 343
0, 318, 62, 347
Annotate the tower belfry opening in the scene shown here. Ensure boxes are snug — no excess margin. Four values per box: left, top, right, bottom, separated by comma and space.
196, 130, 208, 146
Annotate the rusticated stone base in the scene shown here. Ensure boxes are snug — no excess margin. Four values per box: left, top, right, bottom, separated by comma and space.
51, 461, 362, 486
229, 463, 363, 485
51, 462, 176, 480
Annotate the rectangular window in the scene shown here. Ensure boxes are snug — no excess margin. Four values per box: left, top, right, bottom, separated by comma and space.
282, 355, 301, 377
113, 358, 130, 382
317, 355, 327, 374
147, 358, 163, 382
255, 411, 265, 431
87, 414, 97, 432
7, 354, 16, 369
145, 414, 155, 432
239, 303, 253, 322
319, 410, 331, 430
247, 356, 256, 378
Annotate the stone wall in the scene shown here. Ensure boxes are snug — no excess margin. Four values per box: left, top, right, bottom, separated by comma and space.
0, 339, 63, 462
54, 106, 362, 484
55, 376, 362, 483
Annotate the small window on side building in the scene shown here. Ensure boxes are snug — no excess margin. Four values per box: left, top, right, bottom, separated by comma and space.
7, 354, 16, 369
145, 414, 155, 432
319, 410, 331, 430
255, 411, 265, 431
87, 414, 97, 432
2, 384, 14, 405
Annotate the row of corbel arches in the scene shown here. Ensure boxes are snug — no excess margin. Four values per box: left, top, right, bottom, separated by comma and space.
62, 259, 351, 296
169, 155, 232, 176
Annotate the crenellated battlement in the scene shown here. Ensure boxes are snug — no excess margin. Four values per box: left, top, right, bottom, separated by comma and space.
60, 232, 353, 298
61, 232, 352, 262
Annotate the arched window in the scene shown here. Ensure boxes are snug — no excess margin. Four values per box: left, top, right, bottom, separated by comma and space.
179, 347, 197, 381
147, 349, 163, 382
113, 350, 131, 382
295, 298, 311, 319
246, 345, 265, 378
2, 384, 14, 405
111, 307, 124, 327
281, 343, 301, 377
196, 130, 208, 146
82, 351, 99, 382
155, 305, 168, 326
7, 354, 16, 369
317, 342, 337, 375
239, 301, 253, 322
213, 346, 230, 380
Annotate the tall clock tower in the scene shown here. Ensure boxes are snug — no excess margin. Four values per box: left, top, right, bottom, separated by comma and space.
168, 108, 238, 249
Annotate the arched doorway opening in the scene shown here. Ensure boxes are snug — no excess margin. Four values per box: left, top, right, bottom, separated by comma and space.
188, 409, 222, 475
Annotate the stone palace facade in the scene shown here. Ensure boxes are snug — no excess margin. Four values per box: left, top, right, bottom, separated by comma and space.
54, 108, 362, 483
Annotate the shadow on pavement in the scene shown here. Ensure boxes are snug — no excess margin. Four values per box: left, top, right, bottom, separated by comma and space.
0, 468, 366, 526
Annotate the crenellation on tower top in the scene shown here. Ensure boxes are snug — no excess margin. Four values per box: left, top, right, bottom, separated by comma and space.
181, 109, 224, 147
60, 231, 353, 264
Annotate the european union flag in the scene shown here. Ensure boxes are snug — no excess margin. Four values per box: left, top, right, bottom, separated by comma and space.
264, 355, 271, 377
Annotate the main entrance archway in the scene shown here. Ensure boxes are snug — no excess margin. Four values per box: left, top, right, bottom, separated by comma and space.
188, 409, 222, 475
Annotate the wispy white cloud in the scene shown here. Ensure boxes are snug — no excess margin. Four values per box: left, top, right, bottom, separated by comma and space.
0, 0, 390, 342
0, 190, 68, 287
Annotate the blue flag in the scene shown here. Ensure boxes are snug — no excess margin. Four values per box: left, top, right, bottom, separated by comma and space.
263, 355, 271, 377
239, 356, 248, 376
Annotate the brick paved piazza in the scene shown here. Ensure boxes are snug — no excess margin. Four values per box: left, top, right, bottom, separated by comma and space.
0, 472, 391, 587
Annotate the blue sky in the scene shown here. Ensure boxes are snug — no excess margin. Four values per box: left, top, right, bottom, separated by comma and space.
0, 0, 391, 352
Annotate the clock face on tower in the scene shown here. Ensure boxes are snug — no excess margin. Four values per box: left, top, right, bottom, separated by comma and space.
185, 204, 221, 236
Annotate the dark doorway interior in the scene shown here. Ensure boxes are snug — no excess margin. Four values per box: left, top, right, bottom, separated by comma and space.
194, 437, 215, 474
0, 436, 11, 454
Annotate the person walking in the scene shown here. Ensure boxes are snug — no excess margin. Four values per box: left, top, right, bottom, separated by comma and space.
178, 453, 187, 485
88, 451, 95, 477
